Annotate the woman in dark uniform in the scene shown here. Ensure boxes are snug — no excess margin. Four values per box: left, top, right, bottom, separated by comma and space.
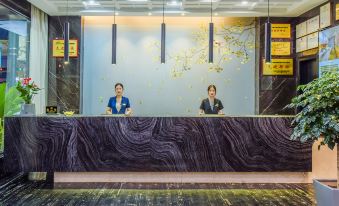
199, 85, 224, 115
106, 83, 132, 115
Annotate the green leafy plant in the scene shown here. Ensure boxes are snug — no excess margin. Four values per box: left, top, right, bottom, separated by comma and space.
0, 83, 5, 152
0, 83, 24, 152
286, 71, 339, 149
16, 78, 41, 104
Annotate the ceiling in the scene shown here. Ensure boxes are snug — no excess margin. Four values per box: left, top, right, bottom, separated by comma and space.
27, 0, 327, 17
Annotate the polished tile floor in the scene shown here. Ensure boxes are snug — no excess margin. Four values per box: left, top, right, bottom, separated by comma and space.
0, 174, 316, 206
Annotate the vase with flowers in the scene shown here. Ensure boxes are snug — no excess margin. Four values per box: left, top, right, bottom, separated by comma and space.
16, 78, 41, 115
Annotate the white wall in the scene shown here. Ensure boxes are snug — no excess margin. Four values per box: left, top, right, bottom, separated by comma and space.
83, 17, 256, 116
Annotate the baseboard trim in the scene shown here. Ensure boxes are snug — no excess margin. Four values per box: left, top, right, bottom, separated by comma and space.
55, 172, 311, 184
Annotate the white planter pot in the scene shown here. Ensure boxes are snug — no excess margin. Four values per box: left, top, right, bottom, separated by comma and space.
20, 104, 36, 115
313, 179, 339, 206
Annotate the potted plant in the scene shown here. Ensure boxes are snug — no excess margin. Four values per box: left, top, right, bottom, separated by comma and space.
286, 71, 339, 206
16, 78, 41, 115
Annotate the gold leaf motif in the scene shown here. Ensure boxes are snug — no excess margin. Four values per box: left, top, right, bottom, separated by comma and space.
148, 19, 255, 77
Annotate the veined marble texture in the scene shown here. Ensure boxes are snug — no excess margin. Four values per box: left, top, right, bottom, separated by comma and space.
4, 116, 311, 172
48, 16, 81, 114
259, 77, 297, 115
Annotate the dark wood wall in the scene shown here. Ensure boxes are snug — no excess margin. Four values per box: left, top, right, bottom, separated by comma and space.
258, 1, 335, 115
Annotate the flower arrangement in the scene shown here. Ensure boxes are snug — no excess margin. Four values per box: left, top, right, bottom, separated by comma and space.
16, 78, 41, 104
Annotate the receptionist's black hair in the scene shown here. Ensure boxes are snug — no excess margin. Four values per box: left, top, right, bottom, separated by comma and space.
207, 85, 216, 93
115, 83, 124, 89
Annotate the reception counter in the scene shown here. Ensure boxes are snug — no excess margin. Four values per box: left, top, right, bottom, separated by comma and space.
4, 116, 311, 173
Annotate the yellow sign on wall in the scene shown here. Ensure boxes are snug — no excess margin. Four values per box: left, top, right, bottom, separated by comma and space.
263, 59, 293, 75
336, 4, 339, 20
271, 42, 291, 56
271, 24, 291, 38
52, 39, 78, 57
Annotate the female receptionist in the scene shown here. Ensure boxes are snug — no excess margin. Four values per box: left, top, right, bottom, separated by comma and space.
199, 85, 224, 115
106, 83, 132, 115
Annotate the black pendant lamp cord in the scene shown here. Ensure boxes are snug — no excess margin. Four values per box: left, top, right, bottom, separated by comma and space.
210, 0, 212, 23
114, 4, 116, 24
267, 0, 270, 23
67, 0, 69, 22
64, 0, 68, 38
162, 0, 164, 23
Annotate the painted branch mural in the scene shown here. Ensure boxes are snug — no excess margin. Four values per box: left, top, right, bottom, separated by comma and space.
149, 20, 256, 78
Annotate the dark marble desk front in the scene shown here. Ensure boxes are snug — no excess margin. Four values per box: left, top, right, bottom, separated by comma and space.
4, 116, 311, 172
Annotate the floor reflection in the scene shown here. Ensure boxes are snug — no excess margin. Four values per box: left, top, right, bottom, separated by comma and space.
0, 174, 315, 206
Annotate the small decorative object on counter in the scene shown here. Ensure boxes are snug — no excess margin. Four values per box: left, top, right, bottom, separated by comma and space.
63, 111, 75, 116
46, 106, 58, 114
16, 77, 41, 115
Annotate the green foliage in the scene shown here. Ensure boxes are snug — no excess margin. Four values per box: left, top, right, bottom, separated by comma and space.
5, 85, 24, 116
286, 71, 339, 150
16, 78, 41, 104
0, 83, 5, 152
0, 83, 24, 152
0, 83, 5, 118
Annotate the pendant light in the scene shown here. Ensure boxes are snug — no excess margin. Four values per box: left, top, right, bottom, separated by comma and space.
264, 0, 271, 63
161, 0, 166, 64
64, 0, 70, 63
208, 0, 213, 64
112, 4, 117, 64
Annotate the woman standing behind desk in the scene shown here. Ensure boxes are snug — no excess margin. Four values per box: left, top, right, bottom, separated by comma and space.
106, 83, 132, 115
199, 85, 224, 115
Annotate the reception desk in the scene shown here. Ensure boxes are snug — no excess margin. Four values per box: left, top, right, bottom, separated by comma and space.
4, 116, 311, 173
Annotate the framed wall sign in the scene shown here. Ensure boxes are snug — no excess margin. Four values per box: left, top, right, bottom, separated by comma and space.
271, 42, 291, 56
307, 32, 319, 50
263, 58, 293, 75
306, 16, 319, 34
52, 39, 79, 57
296, 22, 307, 38
271, 24, 291, 38
320, 3, 331, 29
296, 37, 307, 53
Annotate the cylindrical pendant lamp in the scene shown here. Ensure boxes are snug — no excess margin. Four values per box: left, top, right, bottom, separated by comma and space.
64, 22, 70, 63
112, 23, 117, 64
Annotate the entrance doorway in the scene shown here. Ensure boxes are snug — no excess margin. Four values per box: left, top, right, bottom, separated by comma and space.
299, 58, 318, 85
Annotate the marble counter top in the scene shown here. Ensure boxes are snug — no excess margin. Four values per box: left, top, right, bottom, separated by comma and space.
9, 114, 295, 118
4, 116, 311, 172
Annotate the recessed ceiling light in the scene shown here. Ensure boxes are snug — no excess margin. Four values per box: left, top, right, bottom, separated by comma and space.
152, 10, 188, 14
241, 1, 248, 5
200, 0, 220, 2
214, 13, 218, 16
115, 12, 119, 15
80, 9, 113, 13
82, 1, 101, 6
127, 0, 148, 2
167, 1, 182, 6
148, 12, 152, 16
181, 12, 185, 16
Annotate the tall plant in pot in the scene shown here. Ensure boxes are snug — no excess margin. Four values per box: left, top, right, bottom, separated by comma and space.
16, 78, 41, 115
286, 71, 339, 205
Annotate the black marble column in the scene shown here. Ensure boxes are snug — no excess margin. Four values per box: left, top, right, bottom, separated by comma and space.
258, 17, 297, 115
48, 16, 81, 114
